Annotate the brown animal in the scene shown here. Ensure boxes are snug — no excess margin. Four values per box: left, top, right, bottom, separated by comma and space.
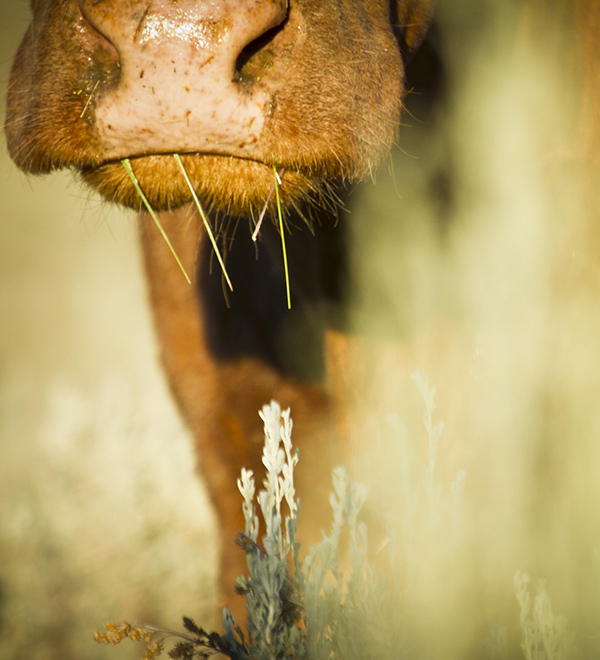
4, 0, 432, 616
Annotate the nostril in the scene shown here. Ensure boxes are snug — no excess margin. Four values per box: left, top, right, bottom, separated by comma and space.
235, 19, 288, 85
75, 3, 121, 88
78, 0, 121, 60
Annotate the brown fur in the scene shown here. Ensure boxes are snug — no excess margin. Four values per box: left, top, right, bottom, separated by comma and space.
138, 205, 345, 608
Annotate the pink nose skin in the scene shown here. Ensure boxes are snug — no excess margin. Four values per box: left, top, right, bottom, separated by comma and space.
79, 0, 288, 162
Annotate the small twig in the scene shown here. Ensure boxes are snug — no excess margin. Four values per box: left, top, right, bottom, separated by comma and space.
79, 80, 99, 119
252, 168, 285, 242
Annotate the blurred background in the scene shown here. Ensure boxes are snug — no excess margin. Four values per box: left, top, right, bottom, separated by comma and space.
2, 0, 600, 659
343, 3, 600, 658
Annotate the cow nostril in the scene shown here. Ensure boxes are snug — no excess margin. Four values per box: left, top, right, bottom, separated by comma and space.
235, 20, 287, 85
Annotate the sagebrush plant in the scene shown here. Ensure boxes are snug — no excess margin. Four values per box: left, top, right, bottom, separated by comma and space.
95, 400, 375, 660
95, 377, 572, 660
514, 571, 573, 660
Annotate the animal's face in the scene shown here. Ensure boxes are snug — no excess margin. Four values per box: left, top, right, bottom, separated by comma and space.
5, 0, 430, 215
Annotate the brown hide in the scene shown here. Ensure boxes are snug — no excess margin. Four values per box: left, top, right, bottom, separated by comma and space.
138, 205, 345, 610
4, 0, 431, 617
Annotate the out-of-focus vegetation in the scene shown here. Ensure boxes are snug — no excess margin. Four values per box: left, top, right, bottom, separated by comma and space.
344, 2, 600, 657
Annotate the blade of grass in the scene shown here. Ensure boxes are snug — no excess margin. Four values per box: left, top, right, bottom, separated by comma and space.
273, 165, 291, 309
121, 158, 191, 284
174, 154, 233, 292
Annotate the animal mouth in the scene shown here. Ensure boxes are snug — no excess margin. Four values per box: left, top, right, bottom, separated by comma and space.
80, 152, 315, 215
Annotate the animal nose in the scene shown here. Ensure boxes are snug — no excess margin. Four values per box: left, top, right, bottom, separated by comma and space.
80, 0, 288, 74
78, 0, 289, 161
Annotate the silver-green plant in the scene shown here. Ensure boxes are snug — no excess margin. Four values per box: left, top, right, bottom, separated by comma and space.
515, 571, 573, 660
230, 401, 306, 660
412, 368, 444, 526
223, 400, 405, 660
94, 385, 573, 660
93, 385, 469, 660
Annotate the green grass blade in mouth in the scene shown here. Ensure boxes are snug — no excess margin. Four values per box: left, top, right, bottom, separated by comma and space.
121, 158, 191, 285
174, 154, 233, 292
273, 165, 291, 310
